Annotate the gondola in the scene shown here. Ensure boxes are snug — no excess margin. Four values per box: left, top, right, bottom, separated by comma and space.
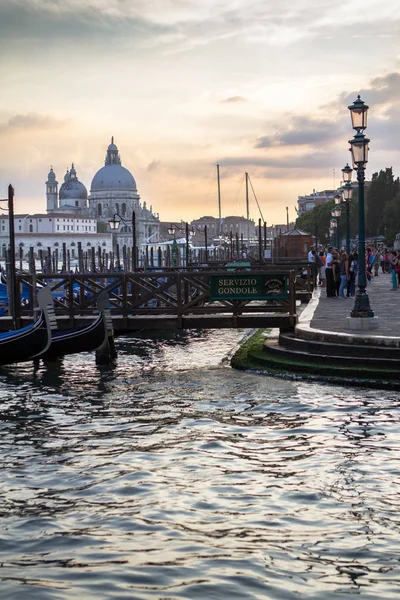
0, 287, 53, 366
40, 290, 114, 361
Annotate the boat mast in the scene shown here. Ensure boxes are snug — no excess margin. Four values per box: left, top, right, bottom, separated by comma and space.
245, 172, 249, 221
217, 163, 222, 234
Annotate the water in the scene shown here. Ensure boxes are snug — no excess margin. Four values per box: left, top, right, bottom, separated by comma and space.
0, 329, 399, 599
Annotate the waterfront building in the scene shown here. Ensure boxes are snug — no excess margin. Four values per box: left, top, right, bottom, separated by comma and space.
297, 189, 337, 215
2, 138, 161, 261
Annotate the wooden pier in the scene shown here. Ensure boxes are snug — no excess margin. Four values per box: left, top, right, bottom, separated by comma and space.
0, 263, 315, 333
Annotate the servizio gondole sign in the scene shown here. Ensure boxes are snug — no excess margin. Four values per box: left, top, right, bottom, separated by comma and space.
210, 273, 288, 301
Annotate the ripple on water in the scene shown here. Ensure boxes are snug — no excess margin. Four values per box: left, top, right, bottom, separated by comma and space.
0, 329, 399, 598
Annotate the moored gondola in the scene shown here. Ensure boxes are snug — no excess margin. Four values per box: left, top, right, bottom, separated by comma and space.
40, 290, 115, 361
0, 287, 54, 366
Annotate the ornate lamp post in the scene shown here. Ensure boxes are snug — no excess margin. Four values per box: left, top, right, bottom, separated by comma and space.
341, 164, 353, 254
348, 95, 374, 319
331, 204, 341, 249
109, 211, 137, 270
168, 223, 195, 267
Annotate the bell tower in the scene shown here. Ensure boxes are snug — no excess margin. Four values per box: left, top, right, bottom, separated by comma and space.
46, 166, 58, 212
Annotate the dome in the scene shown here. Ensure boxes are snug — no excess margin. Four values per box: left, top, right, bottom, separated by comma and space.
91, 164, 136, 192
59, 163, 87, 200
59, 179, 88, 201
90, 137, 137, 193
47, 166, 56, 181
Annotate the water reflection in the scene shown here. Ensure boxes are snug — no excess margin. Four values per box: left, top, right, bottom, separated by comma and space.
0, 330, 399, 598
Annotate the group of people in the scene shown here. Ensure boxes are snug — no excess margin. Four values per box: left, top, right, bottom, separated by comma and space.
308, 246, 400, 298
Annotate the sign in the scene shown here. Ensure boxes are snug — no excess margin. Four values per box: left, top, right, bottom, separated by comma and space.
210, 273, 288, 300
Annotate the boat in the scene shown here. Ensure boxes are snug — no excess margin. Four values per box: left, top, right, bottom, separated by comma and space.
0, 287, 54, 366
40, 290, 114, 361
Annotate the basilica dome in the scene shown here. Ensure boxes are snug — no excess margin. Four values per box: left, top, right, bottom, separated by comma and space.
59, 164, 87, 201
91, 137, 136, 192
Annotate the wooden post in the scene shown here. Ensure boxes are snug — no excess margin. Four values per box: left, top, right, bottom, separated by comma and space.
29, 247, 38, 309
62, 242, 67, 272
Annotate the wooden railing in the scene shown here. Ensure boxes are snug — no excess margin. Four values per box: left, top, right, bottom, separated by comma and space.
2, 266, 311, 332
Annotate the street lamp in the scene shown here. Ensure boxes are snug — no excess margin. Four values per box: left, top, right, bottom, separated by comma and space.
168, 223, 195, 267
108, 211, 137, 270
341, 164, 353, 254
348, 95, 374, 319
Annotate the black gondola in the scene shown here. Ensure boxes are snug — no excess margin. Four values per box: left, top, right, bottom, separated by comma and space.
40, 290, 114, 361
0, 287, 53, 366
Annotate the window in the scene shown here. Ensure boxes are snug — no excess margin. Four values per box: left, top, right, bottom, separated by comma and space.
57, 226, 59, 231
18, 226, 21, 231
97, 204, 102, 217
29, 225, 33, 233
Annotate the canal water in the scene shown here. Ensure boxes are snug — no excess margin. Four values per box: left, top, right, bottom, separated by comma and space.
0, 329, 399, 599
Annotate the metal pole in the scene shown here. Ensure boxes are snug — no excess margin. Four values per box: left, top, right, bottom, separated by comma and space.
217, 164, 222, 235
336, 217, 340, 250
351, 166, 373, 317
8, 184, 19, 328
245, 172, 249, 220
132, 210, 137, 270
346, 200, 350, 254
204, 225, 208, 262
258, 218, 262, 260
185, 222, 189, 267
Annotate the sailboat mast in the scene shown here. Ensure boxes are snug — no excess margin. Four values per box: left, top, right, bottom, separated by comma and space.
245, 172, 249, 221
217, 164, 222, 233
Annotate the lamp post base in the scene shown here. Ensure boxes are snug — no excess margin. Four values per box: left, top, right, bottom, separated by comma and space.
346, 316, 379, 331
350, 291, 374, 318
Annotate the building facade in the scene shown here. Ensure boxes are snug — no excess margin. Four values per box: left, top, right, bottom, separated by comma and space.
1, 138, 161, 262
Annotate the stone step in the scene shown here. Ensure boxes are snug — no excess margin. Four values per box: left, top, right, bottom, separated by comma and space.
279, 331, 400, 359
263, 338, 400, 373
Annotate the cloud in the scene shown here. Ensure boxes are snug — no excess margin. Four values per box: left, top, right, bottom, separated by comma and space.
3, 0, 399, 54
220, 96, 247, 104
255, 116, 345, 149
0, 113, 70, 135
147, 159, 161, 172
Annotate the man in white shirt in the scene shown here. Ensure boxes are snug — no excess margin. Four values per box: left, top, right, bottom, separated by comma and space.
325, 246, 335, 297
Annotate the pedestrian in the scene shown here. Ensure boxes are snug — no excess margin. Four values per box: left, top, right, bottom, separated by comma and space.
338, 253, 348, 297
325, 246, 335, 297
389, 251, 398, 290
318, 251, 326, 287
332, 252, 340, 297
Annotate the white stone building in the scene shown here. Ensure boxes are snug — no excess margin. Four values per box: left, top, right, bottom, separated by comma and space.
1, 138, 161, 262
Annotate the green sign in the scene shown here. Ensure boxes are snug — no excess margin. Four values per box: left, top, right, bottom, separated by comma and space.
210, 273, 288, 300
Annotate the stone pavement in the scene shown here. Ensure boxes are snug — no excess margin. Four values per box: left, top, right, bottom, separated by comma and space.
297, 269, 400, 344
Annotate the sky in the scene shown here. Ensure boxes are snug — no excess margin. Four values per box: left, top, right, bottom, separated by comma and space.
0, 0, 399, 226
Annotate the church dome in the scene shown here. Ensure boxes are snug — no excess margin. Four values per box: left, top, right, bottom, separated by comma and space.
90, 137, 137, 193
59, 163, 87, 201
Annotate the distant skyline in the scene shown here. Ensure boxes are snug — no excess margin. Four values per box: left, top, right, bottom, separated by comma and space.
1, 0, 399, 226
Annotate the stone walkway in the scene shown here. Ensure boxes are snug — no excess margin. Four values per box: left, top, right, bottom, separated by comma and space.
298, 270, 400, 342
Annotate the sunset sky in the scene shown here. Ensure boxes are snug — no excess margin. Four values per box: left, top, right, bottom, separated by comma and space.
0, 0, 399, 226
